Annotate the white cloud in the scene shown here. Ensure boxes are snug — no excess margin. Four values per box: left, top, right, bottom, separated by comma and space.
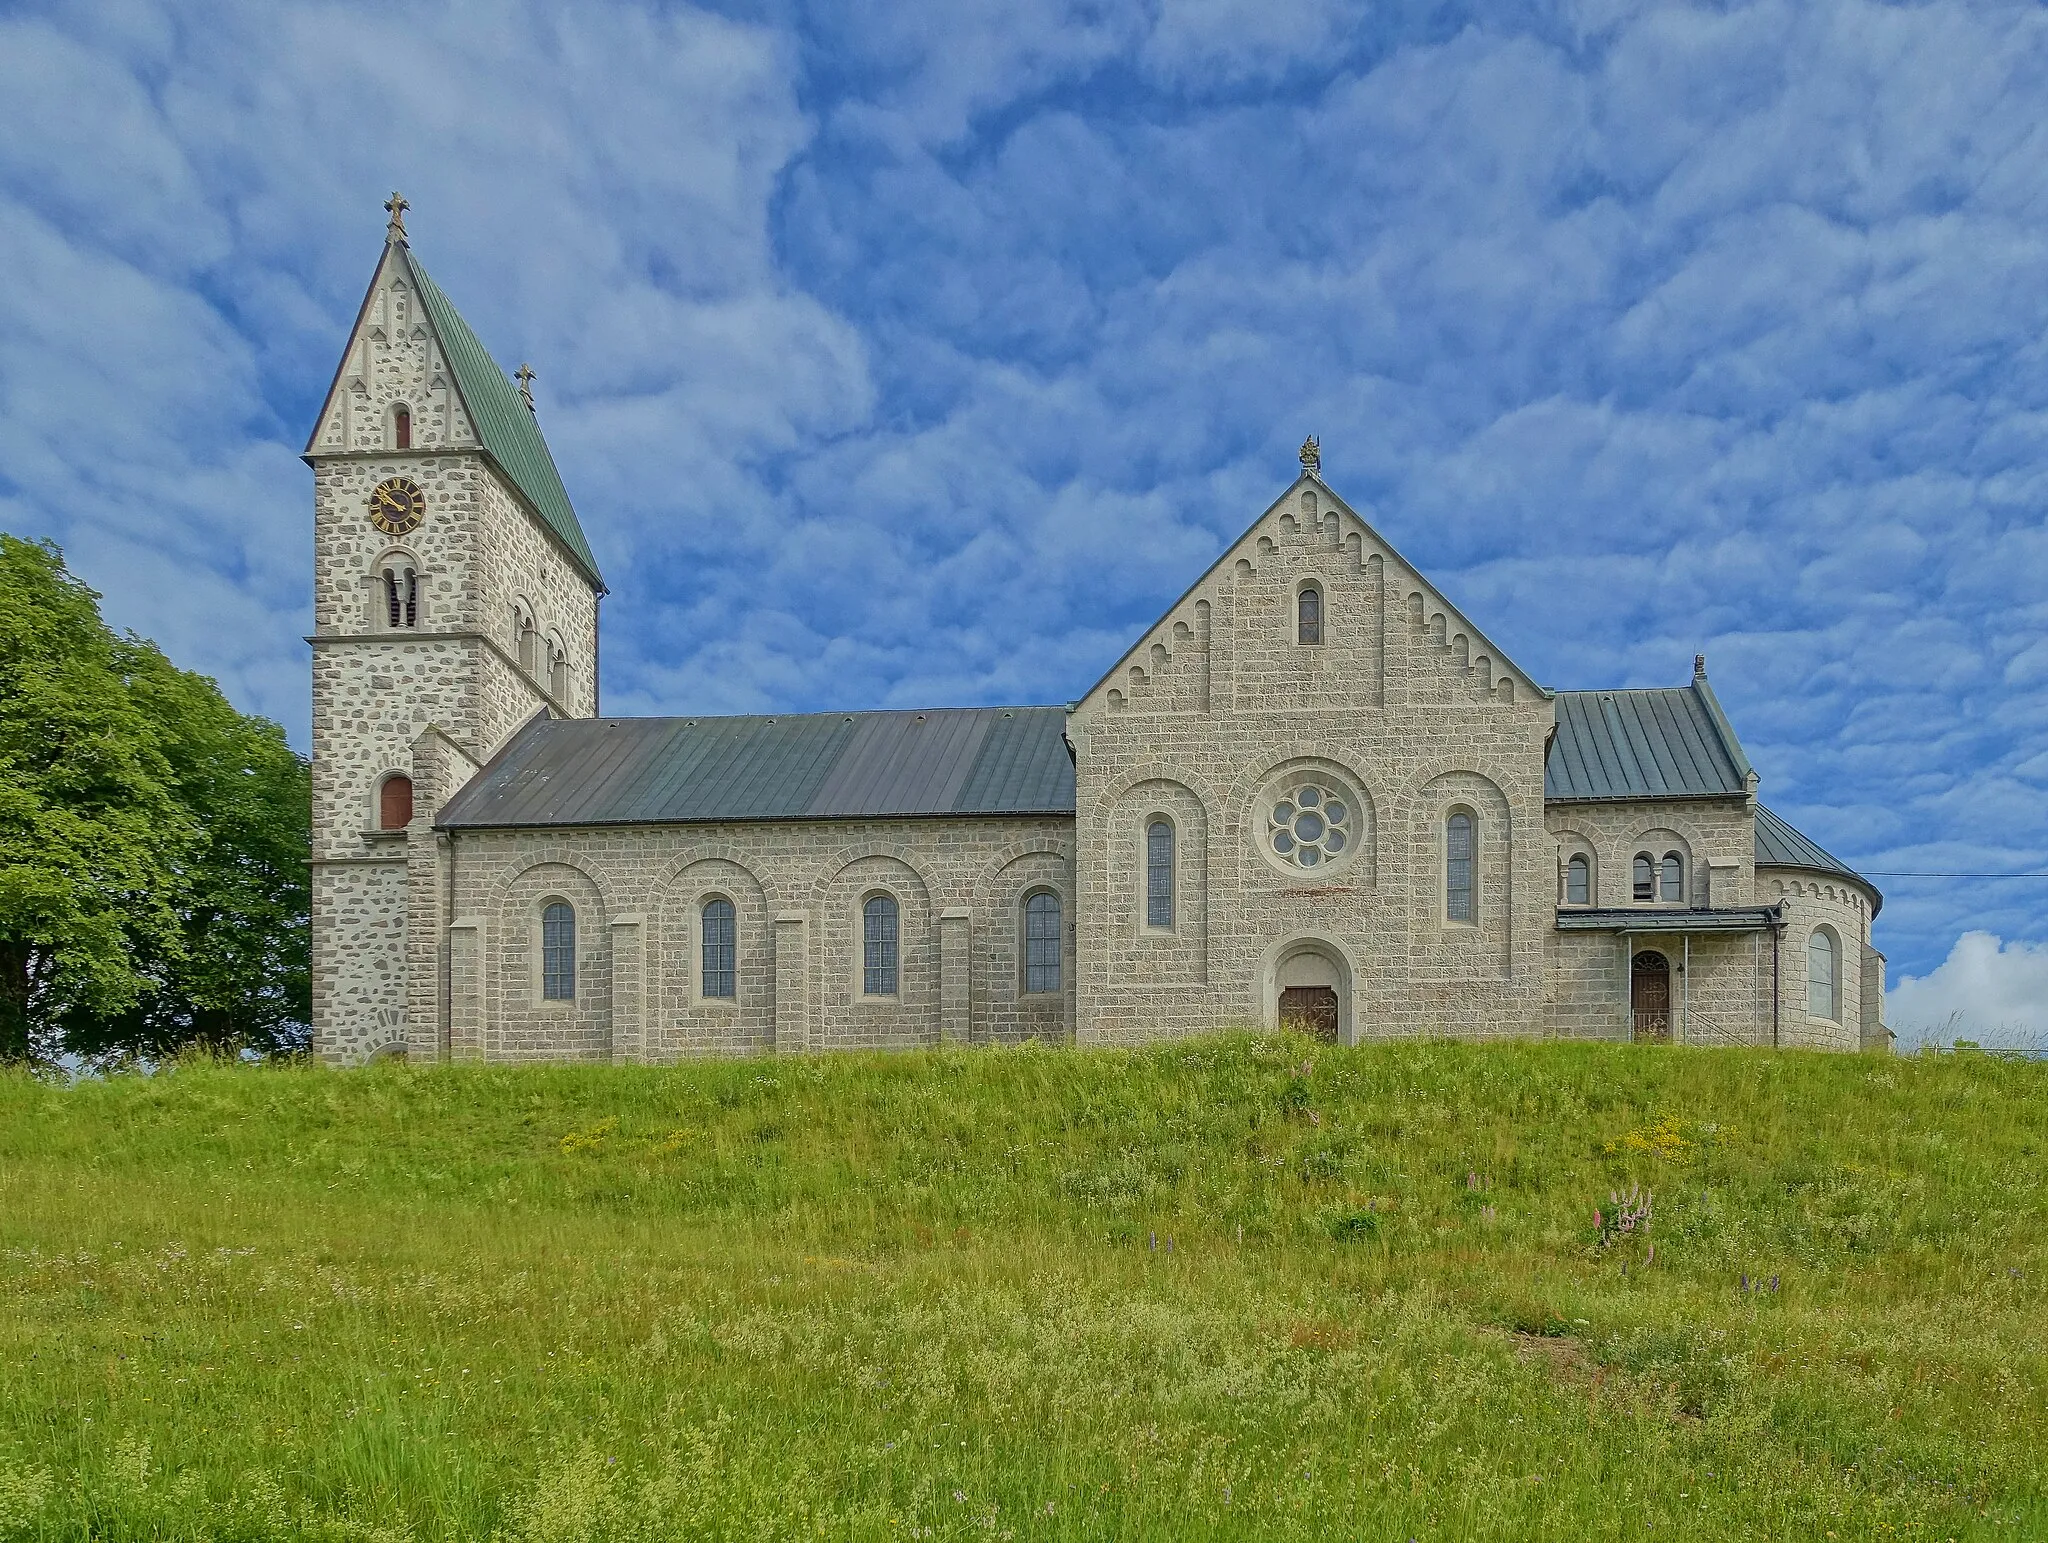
1887, 932, 2048, 1049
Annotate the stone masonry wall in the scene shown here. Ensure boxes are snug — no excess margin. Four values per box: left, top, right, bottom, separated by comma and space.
1068, 476, 1556, 1046
1757, 867, 1879, 1052
433, 816, 1075, 1064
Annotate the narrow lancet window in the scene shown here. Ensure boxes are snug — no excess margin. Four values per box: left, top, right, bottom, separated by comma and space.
1807, 930, 1839, 1020
1297, 584, 1323, 644
701, 897, 736, 1000
863, 895, 899, 996
1633, 854, 1655, 902
1146, 821, 1174, 928
1565, 853, 1590, 906
541, 903, 576, 1001
1661, 852, 1684, 903
393, 405, 411, 450
1025, 892, 1061, 993
1446, 811, 1475, 922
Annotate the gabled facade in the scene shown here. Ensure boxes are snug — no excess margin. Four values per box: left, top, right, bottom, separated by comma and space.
307, 208, 1887, 1064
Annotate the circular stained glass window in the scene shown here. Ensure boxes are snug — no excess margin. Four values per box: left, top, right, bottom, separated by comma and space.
1268, 782, 1352, 870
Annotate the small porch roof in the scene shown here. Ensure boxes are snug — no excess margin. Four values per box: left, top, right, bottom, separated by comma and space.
1555, 905, 1784, 935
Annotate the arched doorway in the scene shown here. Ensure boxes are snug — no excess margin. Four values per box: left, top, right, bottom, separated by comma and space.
1631, 950, 1672, 1043
1273, 944, 1347, 1045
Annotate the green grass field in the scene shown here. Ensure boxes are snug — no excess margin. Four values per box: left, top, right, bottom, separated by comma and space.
0, 1036, 2043, 1541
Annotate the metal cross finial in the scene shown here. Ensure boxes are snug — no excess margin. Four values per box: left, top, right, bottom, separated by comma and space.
1694, 653, 1707, 681
515, 363, 536, 411
384, 191, 410, 243
1299, 435, 1321, 478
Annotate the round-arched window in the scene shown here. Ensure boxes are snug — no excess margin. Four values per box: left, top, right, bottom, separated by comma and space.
1269, 782, 1352, 870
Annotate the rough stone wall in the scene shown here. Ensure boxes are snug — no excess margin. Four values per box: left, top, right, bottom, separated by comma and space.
1757, 867, 1879, 1051
307, 249, 478, 457
1069, 476, 1555, 1046
1543, 798, 1755, 910
311, 860, 409, 1063
432, 817, 1074, 1064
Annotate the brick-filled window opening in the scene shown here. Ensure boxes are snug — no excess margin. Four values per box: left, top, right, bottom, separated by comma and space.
1445, 810, 1475, 923
515, 605, 538, 673
1633, 853, 1656, 902
377, 774, 413, 831
550, 647, 571, 702
1145, 821, 1175, 928
1807, 929, 1839, 1020
392, 404, 411, 450
1024, 891, 1062, 993
541, 903, 576, 1001
1660, 852, 1685, 903
701, 897, 736, 1000
1565, 853, 1590, 906
1297, 584, 1323, 645
862, 895, 899, 996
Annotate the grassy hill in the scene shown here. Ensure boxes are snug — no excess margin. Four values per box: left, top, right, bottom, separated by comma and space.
0, 1037, 2042, 1541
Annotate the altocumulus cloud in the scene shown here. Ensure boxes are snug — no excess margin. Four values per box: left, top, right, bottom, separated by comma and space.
2, 0, 2047, 1028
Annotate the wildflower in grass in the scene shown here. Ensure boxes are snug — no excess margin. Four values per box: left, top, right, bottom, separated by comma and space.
1594, 1184, 1652, 1249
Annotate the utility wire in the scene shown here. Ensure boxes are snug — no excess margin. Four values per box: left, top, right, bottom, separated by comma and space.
1860, 870, 2048, 878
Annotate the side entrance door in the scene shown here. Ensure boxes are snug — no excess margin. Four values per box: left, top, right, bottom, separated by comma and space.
1631, 951, 1672, 1042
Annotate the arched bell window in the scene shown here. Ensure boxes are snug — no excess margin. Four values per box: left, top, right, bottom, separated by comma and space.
391, 403, 412, 450
381, 559, 418, 630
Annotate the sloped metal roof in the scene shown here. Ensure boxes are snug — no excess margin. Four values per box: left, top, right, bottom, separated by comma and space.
438, 706, 1075, 829
1545, 678, 1754, 800
1754, 804, 1881, 915
406, 250, 604, 590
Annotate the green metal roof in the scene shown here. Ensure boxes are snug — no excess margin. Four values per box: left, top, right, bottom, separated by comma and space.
1755, 804, 1882, 915
405, 249, 604, 590
1545, 674, 1754, 801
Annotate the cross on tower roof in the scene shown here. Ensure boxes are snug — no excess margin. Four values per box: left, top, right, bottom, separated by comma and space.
515, 363, 536, 411
384, 191, 409, 243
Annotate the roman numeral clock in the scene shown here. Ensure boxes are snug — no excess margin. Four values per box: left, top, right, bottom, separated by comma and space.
369, 477, 425, 537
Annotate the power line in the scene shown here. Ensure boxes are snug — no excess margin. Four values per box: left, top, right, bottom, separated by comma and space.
1860, 870, 2048, 879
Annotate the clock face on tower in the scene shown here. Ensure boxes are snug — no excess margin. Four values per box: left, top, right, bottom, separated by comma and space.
368, 477, 426, 537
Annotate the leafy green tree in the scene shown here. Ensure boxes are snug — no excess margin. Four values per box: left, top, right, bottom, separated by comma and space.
0, 535, 309, 1064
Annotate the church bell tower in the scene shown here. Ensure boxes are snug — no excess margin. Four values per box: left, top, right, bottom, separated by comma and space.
304, 195, 605, 1064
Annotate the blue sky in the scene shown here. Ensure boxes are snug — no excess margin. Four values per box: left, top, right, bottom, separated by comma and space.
3, 0, 2046, 1041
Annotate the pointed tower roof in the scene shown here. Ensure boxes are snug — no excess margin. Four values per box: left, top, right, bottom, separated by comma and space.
306, 198, 605, 591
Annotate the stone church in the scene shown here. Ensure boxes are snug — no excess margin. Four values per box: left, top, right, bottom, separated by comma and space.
308, 202, 1888, 1065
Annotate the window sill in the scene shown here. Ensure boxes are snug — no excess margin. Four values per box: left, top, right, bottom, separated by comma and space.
361, 828, 409, 842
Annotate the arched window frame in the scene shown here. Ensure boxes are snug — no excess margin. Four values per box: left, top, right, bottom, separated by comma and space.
1022, 889, 1062, 995
1807, 927, 1841, 1021
1445, 807, 1477, 924
375, 772, 414, 832
540, 900, 576, 1003
700, 894, 736, 1002
390, 401, 413, 451
1564, 852, 1592, 907
1296, 581, 1324, 646
546, 632, 571, 702
513, 600, 539, 674
1660, 851, 1686, 904
373, 549, 422, 631
1632, 852, 1656, 903
1144, 818, 1175, 930
861, 891, 900, 997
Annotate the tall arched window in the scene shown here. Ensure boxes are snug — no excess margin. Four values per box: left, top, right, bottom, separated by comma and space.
1297, 584, 1323, 645
1145, 821, 1175, 928
862, 895, 899, 996
1633, 853, 1655, 902
1445, 810, 1475, 922
1024, 891, 1061, 993
1565, 853, 1590, 906
701, 897, 736, 1000
1807, 929, 1839, 1020
378, 773, 413, 831
515, 603, 538, 673
550, 647, 571, 702
541, 902, 576, 1001
392, 404, 412, 450
1661, 852, 1685, 903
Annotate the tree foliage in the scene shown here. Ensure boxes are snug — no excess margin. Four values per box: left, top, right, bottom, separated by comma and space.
0, 535, 309, 1063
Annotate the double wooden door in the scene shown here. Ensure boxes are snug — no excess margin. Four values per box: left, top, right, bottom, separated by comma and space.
1279, 986, 1339, 1045
1631, 951, 1672, 1042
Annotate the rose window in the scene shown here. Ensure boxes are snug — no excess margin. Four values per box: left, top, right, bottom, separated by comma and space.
1269, 783, 1351, 869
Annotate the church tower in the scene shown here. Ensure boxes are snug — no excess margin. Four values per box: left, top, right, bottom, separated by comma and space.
304, 195, 605, 1064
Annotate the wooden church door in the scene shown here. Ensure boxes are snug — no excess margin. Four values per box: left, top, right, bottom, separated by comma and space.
1631, 951, 1672, 1042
